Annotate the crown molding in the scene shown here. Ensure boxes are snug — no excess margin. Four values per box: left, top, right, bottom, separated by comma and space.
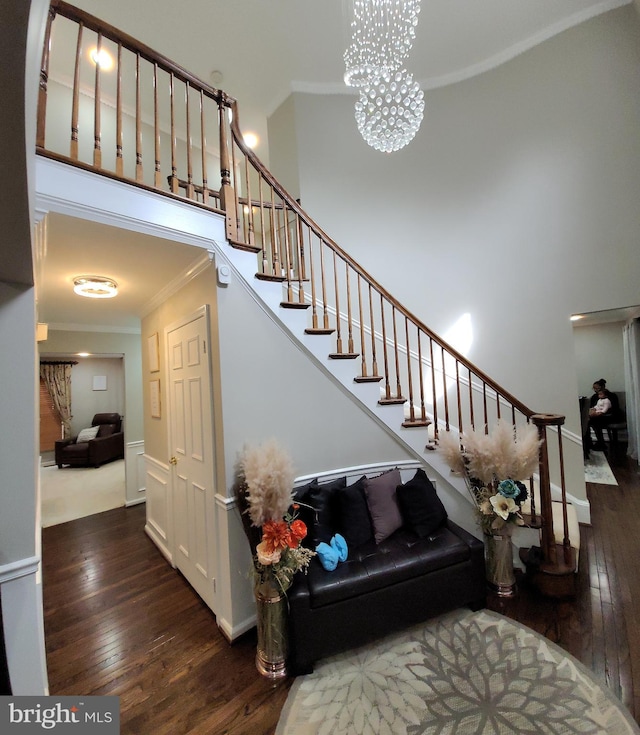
45, 322, 141, 334
287, 0, 630, 98
139, 249, 215, 317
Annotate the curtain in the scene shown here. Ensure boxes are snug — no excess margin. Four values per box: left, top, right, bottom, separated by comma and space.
622, 319, 640, 463
40, 362, 73, 439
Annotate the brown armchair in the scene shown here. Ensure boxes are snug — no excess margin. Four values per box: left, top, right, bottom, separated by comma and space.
55, 413, 124, 469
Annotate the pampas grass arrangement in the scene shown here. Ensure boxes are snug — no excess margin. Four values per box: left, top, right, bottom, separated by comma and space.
440, 420, 542, 535
240, 438, 295, 528
234, 439, 314, 594
440, 420, 540, 485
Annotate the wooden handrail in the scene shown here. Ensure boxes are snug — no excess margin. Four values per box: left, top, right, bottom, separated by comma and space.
225, 101, 534, 420
47, 1, 231, 106
37, 1, 575, 597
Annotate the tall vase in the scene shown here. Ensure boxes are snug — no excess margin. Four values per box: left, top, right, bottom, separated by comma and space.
485, 532, 516, 597
254, 582, 288, 680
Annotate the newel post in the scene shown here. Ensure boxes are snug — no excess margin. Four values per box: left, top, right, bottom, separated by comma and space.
36, 4, 56, 150
525, 413, 576, 598
218, 95, 238, 244
531, 413, 564, 567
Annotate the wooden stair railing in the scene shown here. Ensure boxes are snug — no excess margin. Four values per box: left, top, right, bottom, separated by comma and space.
37, 1, 576, 597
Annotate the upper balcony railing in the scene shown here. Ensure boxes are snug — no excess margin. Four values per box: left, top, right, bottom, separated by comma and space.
37, 0, 576, 594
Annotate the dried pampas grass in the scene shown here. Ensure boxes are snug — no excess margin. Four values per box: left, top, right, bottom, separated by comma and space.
441, 420, 541, 484
439, 431, 466, 475
239, 439, 295, 527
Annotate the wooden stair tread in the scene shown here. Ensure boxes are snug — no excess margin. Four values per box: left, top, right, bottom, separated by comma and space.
256, 272, 286, 283
229, 240, 261, 254
280, 301, 311, 309
354, 375, 384, 383
379, 397, 407, 405
402, 419, 431, 428
329, 353, 359, 360
305, 328, 335, 335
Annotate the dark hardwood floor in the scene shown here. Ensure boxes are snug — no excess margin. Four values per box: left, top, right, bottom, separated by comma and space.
42, 445, 640, 734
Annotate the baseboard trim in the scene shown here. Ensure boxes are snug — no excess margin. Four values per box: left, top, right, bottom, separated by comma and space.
144, 523, 173, 566
217, 612, 256, 643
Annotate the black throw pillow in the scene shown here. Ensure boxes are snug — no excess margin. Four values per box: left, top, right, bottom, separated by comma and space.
338, 475, 373, 549
396, 468, 447, 538
304, 476, 346, 545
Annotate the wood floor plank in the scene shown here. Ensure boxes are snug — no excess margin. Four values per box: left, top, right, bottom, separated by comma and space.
43, 448, 640, 733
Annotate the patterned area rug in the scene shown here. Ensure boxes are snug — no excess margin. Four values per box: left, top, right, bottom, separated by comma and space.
276, 609, 639, 735
585, 452, 618, 486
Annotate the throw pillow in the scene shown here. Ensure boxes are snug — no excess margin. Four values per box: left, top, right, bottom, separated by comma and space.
364, 468, 403, 544
77, 426, 100, 443
396, 468, 447, 538
305, 476, 346, 545
337, 475, 373, 548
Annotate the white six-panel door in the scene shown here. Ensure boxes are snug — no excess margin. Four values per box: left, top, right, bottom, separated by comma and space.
166, 307, 216, 611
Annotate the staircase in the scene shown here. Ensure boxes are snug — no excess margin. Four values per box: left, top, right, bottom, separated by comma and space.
36, 0, 579, 597
216, 234, 580, 582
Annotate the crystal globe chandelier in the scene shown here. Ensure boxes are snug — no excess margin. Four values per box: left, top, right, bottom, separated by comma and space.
343, 0, 421, 87
344, 1, 424, 153
355, 69, 424, 153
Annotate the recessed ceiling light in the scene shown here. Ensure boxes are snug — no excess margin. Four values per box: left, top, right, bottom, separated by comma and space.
77, 353, 91, 358
73, 276, 118, 299
570, 314, 584, 322
89, 47, 114, 71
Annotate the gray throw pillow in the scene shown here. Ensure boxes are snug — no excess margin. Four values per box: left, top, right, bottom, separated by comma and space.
364, 468, 403, 544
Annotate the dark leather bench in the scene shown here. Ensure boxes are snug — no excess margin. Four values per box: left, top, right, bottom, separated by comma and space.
286, 470, 486, 675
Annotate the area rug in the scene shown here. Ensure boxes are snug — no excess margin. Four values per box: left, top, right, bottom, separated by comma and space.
585, 452, 618, 486
40, 460, 125, 527
276, 609, 639, 735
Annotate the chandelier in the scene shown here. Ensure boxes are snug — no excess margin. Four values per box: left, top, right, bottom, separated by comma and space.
344, 1, 424, 152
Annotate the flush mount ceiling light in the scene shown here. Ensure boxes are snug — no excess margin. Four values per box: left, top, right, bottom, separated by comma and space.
344, 0, 424, 152
73, 276, 118, 299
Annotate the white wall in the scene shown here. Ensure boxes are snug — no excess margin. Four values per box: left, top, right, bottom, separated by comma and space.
215, 259, 414, 492
270, 5, 640, 504
283, 5, 640, 423
0, 0, 50, 696
573, 322, 626, 397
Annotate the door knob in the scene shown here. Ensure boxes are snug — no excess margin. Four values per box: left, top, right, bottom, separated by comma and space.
170, 456, 178, 465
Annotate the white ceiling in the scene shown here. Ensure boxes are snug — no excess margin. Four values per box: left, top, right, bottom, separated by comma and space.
64, 0, 631, 150
38, 213, 211, 331
37, 0, 635, 337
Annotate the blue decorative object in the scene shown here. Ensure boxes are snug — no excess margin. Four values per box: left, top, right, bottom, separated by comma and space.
316, 542, 339, 571
331, 533, 348, 562
316, 534, 349, 571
